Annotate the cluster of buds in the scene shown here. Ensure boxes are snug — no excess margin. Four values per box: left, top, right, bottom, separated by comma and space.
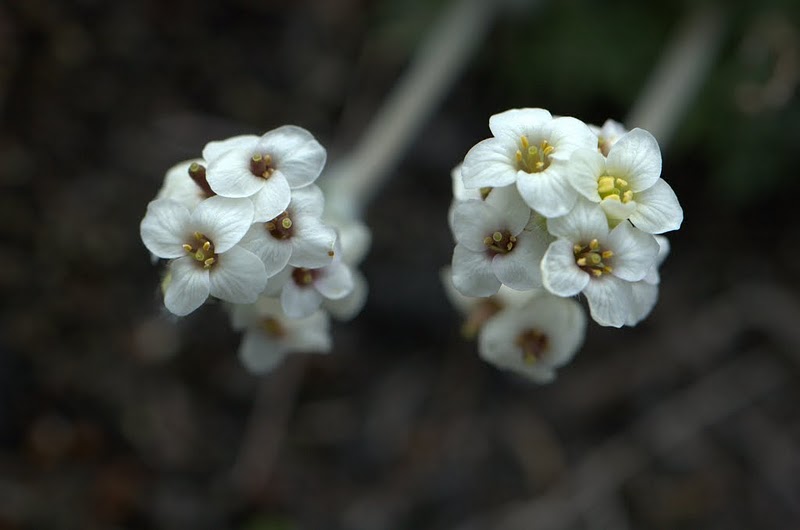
140, 126, 368, 373
446, 108, 682, 382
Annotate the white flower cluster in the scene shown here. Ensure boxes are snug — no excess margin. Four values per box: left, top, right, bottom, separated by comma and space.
446, 108, 683, 382
140, 126, 369, 373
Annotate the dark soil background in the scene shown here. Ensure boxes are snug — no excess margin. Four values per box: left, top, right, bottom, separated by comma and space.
2, 1, 799, 529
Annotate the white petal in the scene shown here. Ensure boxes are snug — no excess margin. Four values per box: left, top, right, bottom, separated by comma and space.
287, 311, 331, 353
629, 179, 683, 234
164, 256, 210, 316
541, 239, 589, 296
607, 222, 659, 282
546, 117, 598, 160
251, 174, 292, 222
192, 196, 254, 253
452, 200, 505, 252
140, 199, 192, 258
451, 244, 500, 297
461, 138, 518, 188
208, 246, 267, 303
606, 128, 662, 192
626, 281, 659, 326
601, 197, 638, 220
315, 262, 353, 300
516, 168, 578, 218
324, 268, 367, 321
568, 148, 605, 202
290, 184, 325, 218
525, 294, 587, 367
290, 220, 336, 268
259, 125, 326, 189
238, 224, 293, 276
281, 280, 323, 318
156, 159, 207, 209
238, 330, 288, 374
202, 135, 258, 163
484, 185, 531, 235
546, 199, 609, 242
583, 275, 634, 328
206, 147, 266, 198
491, 231, 545, 290
489, 108, 552, 140
262, 266, 292, 297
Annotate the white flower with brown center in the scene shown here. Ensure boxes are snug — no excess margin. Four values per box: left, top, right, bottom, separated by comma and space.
540, 200, 659, 327
140, 196, 266, 316
461, 108, 597, 218
589, 119, 628, 156
156, 159, 216, 210
203, 126, 327, 222
568, 128, 683, 234
478, 293, 586, 383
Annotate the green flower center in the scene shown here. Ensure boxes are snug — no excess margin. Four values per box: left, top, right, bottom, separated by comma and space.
516, 135, 553, 173
598, 175, 634, 203
182, 232, 217, 269
483, 230, 516, 255
573, 238, 613, 277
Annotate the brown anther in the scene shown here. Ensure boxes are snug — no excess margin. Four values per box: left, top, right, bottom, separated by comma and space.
292, 267, 315, 286
516, 328, 548, 364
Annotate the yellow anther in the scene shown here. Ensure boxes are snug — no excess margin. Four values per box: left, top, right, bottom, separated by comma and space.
535, 161, 544, 170
182, 244, 193, 252
601, 250, 614, 259
605, 193, 621, 201
573, 244, 584, 254
622, 190, 634, 203
479, 187, 492, 199
492, 231, 503, 242
194, 231, 203, 240
203, 257, 215, 268
603, 265, 613, 273
598, 176, 616, 194
590, 269, 603, 277
506, 242, 513, 250
263, 154, 272, 165
576, 257, 587, 267
520, 135, 529, 149
589, 239, 600, 251
615, 178, 628, 188
588, 253, 601, 265
484, 236, 493, 246
281, 217, 293, 229
202, 241, 211, 252
515, 150, 523, 162
542, 144, 555, 156
300, 272, 313, 284
252, 153, 263, 163
265, 222, 276, 231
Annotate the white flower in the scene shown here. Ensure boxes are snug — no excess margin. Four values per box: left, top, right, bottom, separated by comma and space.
155, 159, 214, 210
238, 184, 337, 276
478, 293, 586, 383
626, 235, 670, 326
203, 126, 327, 222
568, 128, 683, 234
461, 108, 597, 218
589, 119, 628, 156
451, 186, 547, 297
324, 268, 368, 321
230, 296, 331, 374
541, 200, 659, 327
140, 196, 267, 316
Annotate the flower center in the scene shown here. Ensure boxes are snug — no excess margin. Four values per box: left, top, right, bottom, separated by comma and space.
573, 238, 614, 277
187, 162, 215, 197
291, 267, 317, 286
483, 230, 516, 255
597, 175, 634, 203
515, 135, 554, 173
265, 211, 293, 240
182, 232, 217, 269
515, 328, 548, 364
261, 317, 286, 338
250, 153, 276, 179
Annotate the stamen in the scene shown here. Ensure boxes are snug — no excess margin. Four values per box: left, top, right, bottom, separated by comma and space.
589, 239, 600, 251
576, 257, 587, 266
520, 135, 529, 149
203, 257, 215, 268
615, 178, 628, 188
601, 250, 614, 259
281, 217, 293, 229
182, 244, 193, 252
202, 241, 211, 252
622, 190, 634, 203
492, 231, 503, 242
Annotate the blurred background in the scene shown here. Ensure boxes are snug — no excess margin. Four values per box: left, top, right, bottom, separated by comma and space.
2, 0, 799, 528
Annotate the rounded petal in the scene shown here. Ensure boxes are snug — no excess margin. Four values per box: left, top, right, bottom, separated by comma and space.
238, 224, 293, 276
289, 220, 337, 268
290, 184, 325, 218
607, 222, 659, 282
238, 330, 288, 374
259, 125, 326, 189
583, 275, 634, 328
541, 239, 589, 296
324, 268, 367, 321
288, 311, 332, 353
452, 200, 504, 252
202, 135, 258, 163
484, 185, 531, 235
208, 246, 267, 303
546, 116, 598, 161
516, 168, 578, 218
626, 281, 659, 326
164, 256, 210, 316
629, 179, 683, 234
140, 199, 192, 258
251, 175, 292, 223
491, 231, 546, 290
192, 195, 254, 253
281, 280, 323, 318
606, 128, 662, 192
546, 199, 609, 242
568, 148, 605, 202
461, 138, 518, 188
315, 262, 353, 300
601, 197, 638, 220
451, 244, 500, 297
206, 148, 265, 198
489, 108, 552, 140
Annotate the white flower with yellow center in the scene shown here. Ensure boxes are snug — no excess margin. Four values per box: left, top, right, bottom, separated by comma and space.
461, 108, 597, 218
203, 126, 327, 222
541, 200, 659, 327
451, 186, 547, 297
230, 297, 331, 374
626, 235, 670, 326
568, 128, 683, 234
238, 184, 337, 276
140, 196, 266, 316
478, 293, 586, 383
156, 159, 215, 210
589, 119, 628, 156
